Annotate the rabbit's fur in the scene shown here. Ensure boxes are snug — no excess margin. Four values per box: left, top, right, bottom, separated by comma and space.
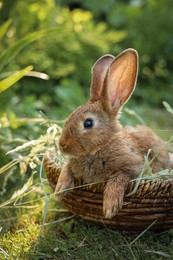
55, 49, 171, 218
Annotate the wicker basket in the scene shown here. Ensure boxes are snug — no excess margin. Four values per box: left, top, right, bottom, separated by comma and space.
44, 154, 173, 231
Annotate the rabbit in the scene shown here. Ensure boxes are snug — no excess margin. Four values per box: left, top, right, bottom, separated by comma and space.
55, 48, 171, 219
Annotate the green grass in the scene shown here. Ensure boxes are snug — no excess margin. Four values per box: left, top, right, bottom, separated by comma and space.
1, 197, 173, 260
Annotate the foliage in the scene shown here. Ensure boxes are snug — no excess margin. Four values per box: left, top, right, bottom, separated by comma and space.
1, 0, 173, 115
0, 1, 173, 259
0, 0, 126, 129
3, 1, 125, 80
59, 0, 173, 106
0, 15, 61, 208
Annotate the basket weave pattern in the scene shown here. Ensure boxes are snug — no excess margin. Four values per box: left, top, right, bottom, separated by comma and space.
44, 154, 173, 231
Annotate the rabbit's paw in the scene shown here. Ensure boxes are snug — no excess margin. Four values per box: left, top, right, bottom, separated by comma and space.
55, 180, 74, 199
103, 195, 123, 219
55, 170, 74, 200
103, 181, 124, 219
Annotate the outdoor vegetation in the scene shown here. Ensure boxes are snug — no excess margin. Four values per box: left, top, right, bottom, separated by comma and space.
0, 0, 173, 259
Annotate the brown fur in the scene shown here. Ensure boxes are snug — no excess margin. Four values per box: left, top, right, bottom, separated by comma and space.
55, 49, 171, 219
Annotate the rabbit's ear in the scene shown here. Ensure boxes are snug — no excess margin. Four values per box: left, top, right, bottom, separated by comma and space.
102, 49, 138, 112
90, 55, 114, 102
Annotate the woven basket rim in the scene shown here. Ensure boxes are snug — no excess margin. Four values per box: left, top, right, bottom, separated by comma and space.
44, 155, 173, 231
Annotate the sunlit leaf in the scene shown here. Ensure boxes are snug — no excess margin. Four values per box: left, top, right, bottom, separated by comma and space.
0, 70, 49, 80
25, 70, 49, 80
0, 66, 33, 94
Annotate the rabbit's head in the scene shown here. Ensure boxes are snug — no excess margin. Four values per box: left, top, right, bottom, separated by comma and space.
59, 49, 138, 157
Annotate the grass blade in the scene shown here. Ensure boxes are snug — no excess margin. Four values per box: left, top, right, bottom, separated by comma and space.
126, 149, 152, 197
0, 173, 34, 208
11, 173, 34, 200
34, 157, 49, 250
144, 250, 171, 258
0, 19, 12, 40
0, 27, 59, 70
163, 101, 173, 116
0, 159, 19, 175
130, 219, 158, 245
0, 70, 49, 80
0, 66, 33, 93
124, 107, 146, 125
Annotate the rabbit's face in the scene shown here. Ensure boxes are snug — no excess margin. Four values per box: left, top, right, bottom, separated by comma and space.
59, 49, 138, 157
59, 102, 116, 157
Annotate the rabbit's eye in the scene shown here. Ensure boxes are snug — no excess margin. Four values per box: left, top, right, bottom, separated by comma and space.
84, 118, 94, 129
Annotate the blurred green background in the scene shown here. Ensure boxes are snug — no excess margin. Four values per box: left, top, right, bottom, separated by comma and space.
0, 0, 173, 187
0, 1, 173, 258
1, 0, 173, 113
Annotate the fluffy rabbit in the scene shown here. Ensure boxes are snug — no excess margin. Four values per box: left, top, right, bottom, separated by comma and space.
55, 48, 171, 219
